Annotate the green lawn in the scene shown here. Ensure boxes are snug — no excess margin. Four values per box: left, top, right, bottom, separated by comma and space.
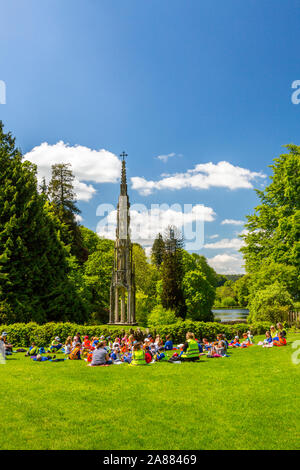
0, 333, 299, 450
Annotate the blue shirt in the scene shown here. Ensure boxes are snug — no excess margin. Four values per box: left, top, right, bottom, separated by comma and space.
164, 340, 173, 350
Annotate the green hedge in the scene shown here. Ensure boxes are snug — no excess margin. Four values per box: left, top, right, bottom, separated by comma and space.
0, 320, 274, 347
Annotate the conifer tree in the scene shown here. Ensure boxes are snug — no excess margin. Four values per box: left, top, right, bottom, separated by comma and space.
161, 226, 187, 319
151, 232, 165, 268
48, 163, 88, 263
0, 121, 88, 324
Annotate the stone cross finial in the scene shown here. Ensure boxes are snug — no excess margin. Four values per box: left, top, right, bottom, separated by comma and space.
120, 151, 128, 161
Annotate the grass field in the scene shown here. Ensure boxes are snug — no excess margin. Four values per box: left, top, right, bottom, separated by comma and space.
0, 333, 299, 450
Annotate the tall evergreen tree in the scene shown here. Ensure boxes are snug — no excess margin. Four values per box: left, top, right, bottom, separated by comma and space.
0, 121, 88, 324
39, 177, 48, 198
161, 226, 187, 319
48, 163, 88, 263
151, 233, 165, 268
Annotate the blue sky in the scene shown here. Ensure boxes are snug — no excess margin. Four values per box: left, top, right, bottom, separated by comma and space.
1, 0, 300, 273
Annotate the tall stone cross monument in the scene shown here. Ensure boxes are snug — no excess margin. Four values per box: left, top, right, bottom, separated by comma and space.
109, 152, 136, 325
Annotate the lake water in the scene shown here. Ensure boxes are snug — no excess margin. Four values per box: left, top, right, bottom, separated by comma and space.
212, 308, 249, 323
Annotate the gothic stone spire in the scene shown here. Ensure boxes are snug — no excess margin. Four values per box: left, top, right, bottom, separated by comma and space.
120, 151, 128, 196
109, 152, 136, 325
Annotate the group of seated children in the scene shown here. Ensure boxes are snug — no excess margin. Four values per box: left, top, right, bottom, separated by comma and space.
81, 333, 174, 366
228, 331, 254, 348
196, 334, 228, 358
257, 323, 287, 348
14, 321, 289, 366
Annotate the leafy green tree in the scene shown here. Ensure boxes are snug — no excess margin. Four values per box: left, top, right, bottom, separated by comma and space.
214, 281, 237, 307
83, 238, 114, 323
132, 243, 160, 325
39, 177, 48, 198
147, 304, 179, 327
136, 291, 152, 327
48, 163, 88, 263
234, 274, 250, 307
241, 145, 300, 273
80, 226, 101, 255
191, 253, 219, 288
249, 261, 298, 299
248, 282, 294, 323
183, 270, 215, 321
216, 274, 228, 287
221, 297, 236, 308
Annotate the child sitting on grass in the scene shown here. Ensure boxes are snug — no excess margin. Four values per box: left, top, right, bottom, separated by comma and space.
111, 347, 122, 362
180, 332, 200, 362
25, 342, 39, 356
90, 341, 112, 366
258, 331, 273, 347
164, 335, 173, 351
215, 335, 227, 356
273, 331, 287, 347
241, 333, 252, 348
270, 325, 279, 341
276, 323, 287, 338
229, 336, 240, 347
63, 336, 72, 355
202, 338, 212, 351
82, 336, 91, 350
144, 345, 153, 363
69, 342, 81, 360
131, 342, 147, 366
48, 336, 63, 353
154, 347, 168, 362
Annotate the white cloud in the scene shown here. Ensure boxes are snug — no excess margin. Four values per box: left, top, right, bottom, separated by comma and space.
97, 203, 216, 248
75, 214, 83, 223
24, 141, 121, 201
238, 229, 249, 236
221, 219, 244, 226
156, 152, 183, 163
207, 253, 245, 274
156, 152, 176, 163
209, 234, 219, 239
131, 161, 266, 196
204, 237, 244, 250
